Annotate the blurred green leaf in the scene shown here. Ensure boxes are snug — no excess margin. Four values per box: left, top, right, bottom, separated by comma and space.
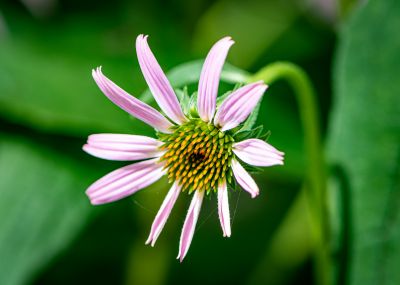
0, 134, 96, 285
0, 37, 149, 137
338, 0, 360, 20
0, 10, 189, 137
193, 0, 299, 68
124, 178, 180, 285
328, 0, 400, 284
248, 188, 313, 285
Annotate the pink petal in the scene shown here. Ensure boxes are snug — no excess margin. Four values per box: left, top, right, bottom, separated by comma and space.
218, 179, 231, 237
197, 37, 234, 122
92, 67, 173, 133
214, 81, 268, 131
177, 190, 204, 262
83, 134, 164, 161
86, 158, 165, 205
136, 35, 187, 125
146, 182, 181, 247
231, 158, 259, 198
233, 139, 284, 167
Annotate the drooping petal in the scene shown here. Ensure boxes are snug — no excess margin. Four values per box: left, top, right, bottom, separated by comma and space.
231, 158, 259, 198
136, 35, 187, 125
214, 81, 268, 131
83, 134, 164, 161
177, 190, 204, 262
146, 182, 181, 247
197, 37, 234, 122
86, 158, 165, 205
217, 179, 231, 237
92, 67, 173, 133
233, 139, 284, 167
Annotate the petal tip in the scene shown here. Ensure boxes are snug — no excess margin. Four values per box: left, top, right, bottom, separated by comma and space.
92, 66, 103, 78
251, 192, 259, 199
88, 197, 101, 206
82, 144, 89, 152
136, 34, 149, 45
258, 83, 268, 92
221, 36, 235, 45
253, 81, 268, 92
145, 238, 156, 247
222, 230, 232, 238
91, 68, 99, 79
137, 34, 148, 41
176, 254, 184, 263
145, 237, 151, 245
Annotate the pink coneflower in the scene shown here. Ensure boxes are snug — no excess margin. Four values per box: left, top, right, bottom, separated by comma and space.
84, 35, 284, 262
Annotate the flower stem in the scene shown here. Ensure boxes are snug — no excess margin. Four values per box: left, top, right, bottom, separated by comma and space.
249, 62, 329, 285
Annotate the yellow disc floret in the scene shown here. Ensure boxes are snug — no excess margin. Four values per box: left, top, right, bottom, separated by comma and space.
158, 119, 234, 193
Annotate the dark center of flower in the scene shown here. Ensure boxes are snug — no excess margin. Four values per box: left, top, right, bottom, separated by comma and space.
158, 119, 234, 193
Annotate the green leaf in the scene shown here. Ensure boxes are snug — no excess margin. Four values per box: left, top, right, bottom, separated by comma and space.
0, 134, 98, 285
328, 1, 400, 284
139, 60, 250, 104
168, 60, 250, 86
233, 125, 267, 141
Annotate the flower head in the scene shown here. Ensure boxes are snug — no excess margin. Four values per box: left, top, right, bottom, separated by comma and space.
84, 35, 284, 262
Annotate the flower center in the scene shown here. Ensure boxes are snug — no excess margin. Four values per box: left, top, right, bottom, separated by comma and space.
159, 119, 234, 193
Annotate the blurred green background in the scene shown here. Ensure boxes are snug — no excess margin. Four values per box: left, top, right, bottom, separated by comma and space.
0, 0, 399, 285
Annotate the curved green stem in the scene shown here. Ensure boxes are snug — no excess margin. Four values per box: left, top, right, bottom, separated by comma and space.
249, 62, 329, 285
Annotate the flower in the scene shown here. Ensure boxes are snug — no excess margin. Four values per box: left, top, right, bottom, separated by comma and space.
84, 34, 284, 262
